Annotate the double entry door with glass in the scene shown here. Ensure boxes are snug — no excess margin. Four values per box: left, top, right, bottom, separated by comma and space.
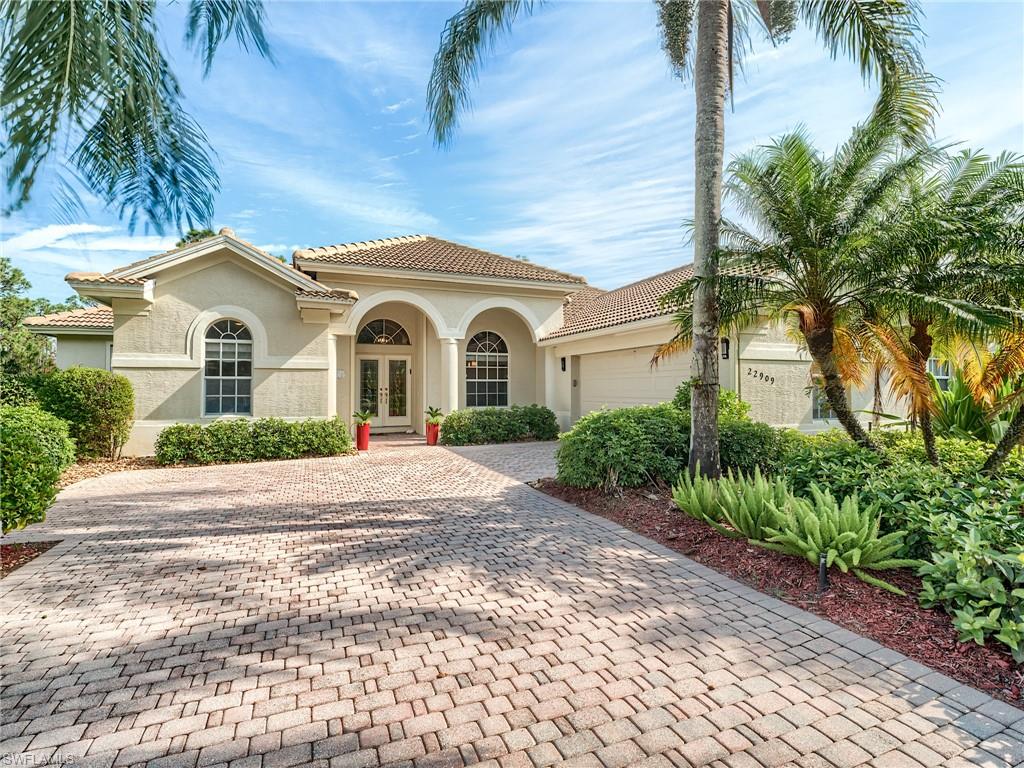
357, 355, 411, 429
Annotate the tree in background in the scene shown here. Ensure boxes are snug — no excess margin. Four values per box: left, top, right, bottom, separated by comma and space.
1, 257, 89, 384
176, 227, 217, 247
426, 0, 934, 477
866, 151, 1024, 464
1, 1, 271, 234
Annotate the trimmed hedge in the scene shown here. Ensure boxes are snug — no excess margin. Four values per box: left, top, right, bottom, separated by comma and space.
1, 405, 76, 533
155, 417, 353, 465
556, 404, 689, 490
556, 403, 781, 491
439, 404, 558, 446
37, 367, 134, 458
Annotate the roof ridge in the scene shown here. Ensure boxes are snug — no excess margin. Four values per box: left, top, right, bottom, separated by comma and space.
294, 235, 428, 258
600, 263, 693, 297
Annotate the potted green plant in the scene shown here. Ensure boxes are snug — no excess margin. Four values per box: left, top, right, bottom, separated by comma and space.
425, 406, 444, 445
352, 410, 372, 451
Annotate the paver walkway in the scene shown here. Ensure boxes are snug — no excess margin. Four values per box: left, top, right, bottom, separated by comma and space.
2, 442, 1021, 768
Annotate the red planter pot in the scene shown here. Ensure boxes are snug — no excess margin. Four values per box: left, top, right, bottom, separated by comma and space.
356, 423, 370, 451
426, 422, 440, 446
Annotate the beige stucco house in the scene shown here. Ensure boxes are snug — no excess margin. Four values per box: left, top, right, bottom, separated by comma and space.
25, 228, 882, 455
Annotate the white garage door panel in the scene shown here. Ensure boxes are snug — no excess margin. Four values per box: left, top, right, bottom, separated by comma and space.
579, 346, 689, 414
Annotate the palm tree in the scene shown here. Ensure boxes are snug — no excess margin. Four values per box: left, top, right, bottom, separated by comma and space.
658, 110, 938, 452
866, 151, 1024, 463
948, 331, 1024, 474
1, 1, 271, 233
426, 0, 934, 477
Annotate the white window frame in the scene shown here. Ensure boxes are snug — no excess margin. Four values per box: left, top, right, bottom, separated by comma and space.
466, 331, 509, 408
928, 358, 951, 391
203, 319, 253, 417
811, 375, 849, 422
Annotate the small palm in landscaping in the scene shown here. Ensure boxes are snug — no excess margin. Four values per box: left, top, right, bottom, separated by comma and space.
761, 485, 918, 595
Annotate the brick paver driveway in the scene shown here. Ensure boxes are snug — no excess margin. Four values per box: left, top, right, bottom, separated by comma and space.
3, 441, 1022, 768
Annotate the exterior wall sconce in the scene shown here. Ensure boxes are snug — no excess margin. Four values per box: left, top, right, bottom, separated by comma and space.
721, 338, 730, 359
561, 356, 567, 372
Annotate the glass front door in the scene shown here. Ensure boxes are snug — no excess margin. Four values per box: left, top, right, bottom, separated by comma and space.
388, 358, 408, 422
357, 355, 411, 429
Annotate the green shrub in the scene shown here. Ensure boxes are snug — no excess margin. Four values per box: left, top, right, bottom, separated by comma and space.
439, 404, 558, 446
1, 374, 40, 407
557, 404, 690, 490
719, 419, 783, 475
155, 417, 353, 465
1, 405, 76, 533
37, 367, 134, 458
671, 469, 722, 523
876, 430, 1024, 478
672, 381, 751, 421
919, 526, 1024, 662
154, 424, 210, 465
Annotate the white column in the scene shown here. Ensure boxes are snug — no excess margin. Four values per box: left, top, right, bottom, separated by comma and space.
326, 333, 337, 418
543, 346, 558, 409
441, 337, 460, 414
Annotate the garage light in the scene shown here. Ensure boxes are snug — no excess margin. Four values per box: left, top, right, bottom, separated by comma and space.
721, 338, 730, 360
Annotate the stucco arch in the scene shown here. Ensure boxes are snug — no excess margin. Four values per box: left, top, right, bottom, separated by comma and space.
344, 290, 451, 337
455, 297, 543, 342
186, 305, 270, 364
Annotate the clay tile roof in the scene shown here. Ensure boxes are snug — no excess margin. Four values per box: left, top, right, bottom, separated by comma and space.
65, 272, 144, 285
296, 288, 358, 302
294, 235, 587, 285
23, 306, 113, 331
543, 265, 695, 340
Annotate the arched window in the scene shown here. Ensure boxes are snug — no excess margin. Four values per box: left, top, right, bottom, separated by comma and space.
357, 319, 410, 345
204, 319, 252, 415
466, 331, 508, 407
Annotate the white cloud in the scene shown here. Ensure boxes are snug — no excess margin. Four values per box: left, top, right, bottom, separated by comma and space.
1, 223, 175, 278
0, 223, 113, 254
383, 99, 414, 114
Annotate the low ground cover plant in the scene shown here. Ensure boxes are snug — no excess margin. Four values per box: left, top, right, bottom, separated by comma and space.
36, 367, 134, 458
1, 405, 76, 533
673, 470, 915, 593
155, 417, 352, 464
439, 404, 557, 445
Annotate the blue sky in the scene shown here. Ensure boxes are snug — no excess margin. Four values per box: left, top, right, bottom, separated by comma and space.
3, 1, 1023, 301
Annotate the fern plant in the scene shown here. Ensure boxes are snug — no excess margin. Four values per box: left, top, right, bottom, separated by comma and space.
671, 466, 720, 523
712, 468, 789, 540
761, 484, 918, 594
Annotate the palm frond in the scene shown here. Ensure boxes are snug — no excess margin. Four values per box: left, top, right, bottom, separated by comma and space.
427, 1, 534, 147
185, 0, 272, 76
0, 0, 248, 232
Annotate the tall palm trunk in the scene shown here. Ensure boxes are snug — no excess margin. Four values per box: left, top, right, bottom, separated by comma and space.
982, 408, 1024, 475
908, 317, 939, 465
805, 325, 879, 451
688, 0, 729, 479
871, 364, 883, 429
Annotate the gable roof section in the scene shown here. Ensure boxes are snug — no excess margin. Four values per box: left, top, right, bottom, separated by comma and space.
294, 235, 587, 286
544, 266, 693, 340
23, 306, 114, 333
107, 229, 329, 293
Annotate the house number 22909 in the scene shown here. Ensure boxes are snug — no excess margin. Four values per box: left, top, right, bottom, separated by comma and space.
747, 368, 776, 385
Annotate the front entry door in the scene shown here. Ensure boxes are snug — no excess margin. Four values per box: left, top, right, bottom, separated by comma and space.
357, 355, 411, 429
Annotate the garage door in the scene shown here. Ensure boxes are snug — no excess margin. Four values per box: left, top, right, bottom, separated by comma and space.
578, 346, 689, 415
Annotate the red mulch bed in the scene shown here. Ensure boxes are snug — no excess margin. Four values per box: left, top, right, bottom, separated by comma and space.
1, 540, 60, 578
535, 479, 1023, 707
